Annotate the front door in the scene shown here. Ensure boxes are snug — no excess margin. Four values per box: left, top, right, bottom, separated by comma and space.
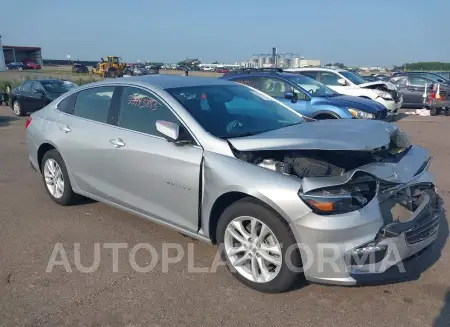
105, 86, 203, 233
29, 82, 47, 111
406, 75, 431, 106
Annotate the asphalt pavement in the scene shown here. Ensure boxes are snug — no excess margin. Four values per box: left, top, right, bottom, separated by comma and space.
0, 105, 449, 327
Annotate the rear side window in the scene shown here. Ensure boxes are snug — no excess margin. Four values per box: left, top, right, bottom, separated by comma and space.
117, 86, 178, 135
57, 94, 77, 114
73, 86, 115, 123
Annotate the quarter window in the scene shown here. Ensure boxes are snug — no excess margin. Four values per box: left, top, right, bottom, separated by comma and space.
73, 86, 114, 123
57, 94, 77, 114
118, 86, 179, 135
319, 72, 341, 86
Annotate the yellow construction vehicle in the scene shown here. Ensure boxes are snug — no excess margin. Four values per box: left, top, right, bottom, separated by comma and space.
91, 56, 126, 78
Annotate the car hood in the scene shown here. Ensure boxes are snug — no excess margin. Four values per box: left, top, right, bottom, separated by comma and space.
312, 95, 386, 113
228, 119, 401, 152
359, 80, 397, 91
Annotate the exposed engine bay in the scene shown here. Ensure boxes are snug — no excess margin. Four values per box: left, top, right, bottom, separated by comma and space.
231, 144, 411, 179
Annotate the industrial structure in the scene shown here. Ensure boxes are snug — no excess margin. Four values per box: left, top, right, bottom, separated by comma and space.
239, 47, 320, 68
1, 41, 43, 66
0, 36, 6, 71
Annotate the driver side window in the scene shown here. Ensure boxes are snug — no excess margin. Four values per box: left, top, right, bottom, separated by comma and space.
319, 72, 341, 86
409, 76, 429, 87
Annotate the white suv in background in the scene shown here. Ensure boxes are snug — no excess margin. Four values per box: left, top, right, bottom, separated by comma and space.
285, 68, 403, 115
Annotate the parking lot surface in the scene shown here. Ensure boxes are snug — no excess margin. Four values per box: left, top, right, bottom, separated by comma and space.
0, 105, 449, 327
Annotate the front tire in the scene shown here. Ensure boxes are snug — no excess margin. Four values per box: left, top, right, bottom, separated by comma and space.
216, 198, 303, 293
41, 149, 78, 206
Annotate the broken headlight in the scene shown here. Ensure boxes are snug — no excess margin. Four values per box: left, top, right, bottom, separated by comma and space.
373, 89, 393, 100
299, 177, 377, 215
348, 108, 375, 120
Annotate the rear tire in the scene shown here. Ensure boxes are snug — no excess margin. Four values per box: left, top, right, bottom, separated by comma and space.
430, 107, 438, 116
216, 198, 303, 293
41, 149, 79, 206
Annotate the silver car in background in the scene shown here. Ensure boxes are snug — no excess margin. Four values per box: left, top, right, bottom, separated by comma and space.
26, 76, 441, 293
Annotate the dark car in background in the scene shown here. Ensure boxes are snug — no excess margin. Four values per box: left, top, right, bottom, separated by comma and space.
436, 71, 450, 80
389, 74, 450, 108
72, 63, 89, 73
10, 79, 78, 116
394, 72, 450, 86
6, 62, 27, 70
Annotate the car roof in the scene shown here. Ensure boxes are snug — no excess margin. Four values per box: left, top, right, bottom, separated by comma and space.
285, 67, 347, 73
93, 75, 234, 89
221, 71, 300, 80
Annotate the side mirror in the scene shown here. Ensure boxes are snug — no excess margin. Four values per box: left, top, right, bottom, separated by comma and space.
156, 120, 179, 141
284, 91, 298, 103
337, 78, 347, 86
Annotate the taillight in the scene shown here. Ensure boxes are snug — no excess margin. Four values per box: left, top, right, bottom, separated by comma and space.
25, 117, 32, 128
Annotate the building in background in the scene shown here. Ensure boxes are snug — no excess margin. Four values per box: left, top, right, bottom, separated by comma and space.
2, 44, 42, 65
0, 36, 6, 71
244, 51, 320, 68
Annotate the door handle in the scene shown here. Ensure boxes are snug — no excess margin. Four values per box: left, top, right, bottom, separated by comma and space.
109, 138, 125, 148
58, 125, 71, 133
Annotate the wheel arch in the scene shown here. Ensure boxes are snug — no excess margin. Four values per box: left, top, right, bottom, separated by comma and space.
312, 110, 340, 119
207, 191, 292, 244
36, 141, 79, 191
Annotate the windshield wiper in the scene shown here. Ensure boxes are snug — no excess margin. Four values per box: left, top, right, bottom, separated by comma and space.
220, 131, 266, 139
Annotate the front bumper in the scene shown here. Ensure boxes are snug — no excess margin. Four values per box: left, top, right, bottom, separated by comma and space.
377, 95, 403, 113
289, 154, 440, 285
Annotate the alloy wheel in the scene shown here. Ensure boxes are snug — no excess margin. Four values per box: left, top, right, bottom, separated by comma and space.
43, 159, 65, 199
13, 102, 21, 116
224, 216, 282, 283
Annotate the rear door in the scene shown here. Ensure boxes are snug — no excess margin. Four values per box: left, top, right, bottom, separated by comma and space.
103, 86, 203, 233
54, 85, 120, 198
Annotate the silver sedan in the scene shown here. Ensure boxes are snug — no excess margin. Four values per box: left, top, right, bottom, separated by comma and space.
26, 75, 441, 293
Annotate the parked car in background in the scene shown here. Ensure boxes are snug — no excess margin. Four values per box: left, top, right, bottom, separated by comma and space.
145, 65, 160, 75
72, 63, 89, 74
26, 75, 439, 293
392, 72, 450, 86
389, 74, 450, 108
216, 67, 230, 73
221, 68, 387, 120
6, 62, 27, 70
10, 79, 78, 116
285, 68, 403, 116
435, 71, 450, 80
24, 61, 41, 70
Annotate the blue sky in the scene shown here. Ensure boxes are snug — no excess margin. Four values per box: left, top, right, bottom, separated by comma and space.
2, 0, 449, 66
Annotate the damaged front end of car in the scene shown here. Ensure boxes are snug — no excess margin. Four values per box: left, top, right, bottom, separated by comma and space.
226, 122, 441, 284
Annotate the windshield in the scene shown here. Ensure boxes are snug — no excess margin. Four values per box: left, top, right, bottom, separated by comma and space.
167, 84, 304, 138
339, 71, 366, 85
41, 80, 75, 93
285, 75, 338, 97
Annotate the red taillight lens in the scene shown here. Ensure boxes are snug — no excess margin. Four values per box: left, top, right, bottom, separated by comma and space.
25, 117, 32, 128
